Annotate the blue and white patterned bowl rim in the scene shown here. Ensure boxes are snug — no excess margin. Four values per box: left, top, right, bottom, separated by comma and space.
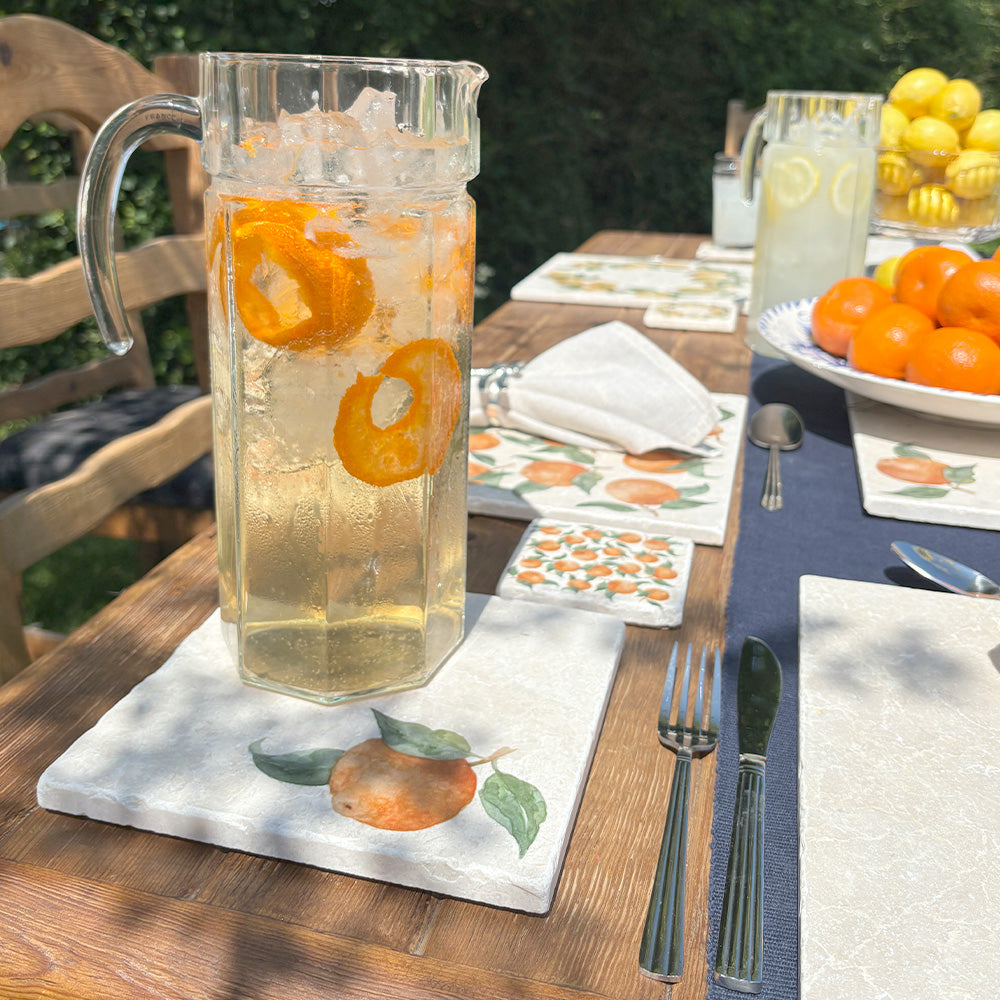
757, 298, 1000, 424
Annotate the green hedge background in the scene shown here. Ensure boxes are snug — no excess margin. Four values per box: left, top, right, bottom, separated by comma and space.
5, 0, 1000, 328
3, 0, 1000, 630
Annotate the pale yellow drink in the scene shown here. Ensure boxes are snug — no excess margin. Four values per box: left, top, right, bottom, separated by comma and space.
207, 186, 473, 704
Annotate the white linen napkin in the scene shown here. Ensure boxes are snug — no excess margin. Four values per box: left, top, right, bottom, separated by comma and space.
469, 320, 720, 455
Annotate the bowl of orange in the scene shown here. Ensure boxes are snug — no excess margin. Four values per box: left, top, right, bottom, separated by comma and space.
757, 246, 1000, 426
871, 69, 1000, 241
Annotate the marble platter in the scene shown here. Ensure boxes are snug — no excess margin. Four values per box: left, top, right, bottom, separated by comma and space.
37, 594, 626, 914
798, 575, 1000, 999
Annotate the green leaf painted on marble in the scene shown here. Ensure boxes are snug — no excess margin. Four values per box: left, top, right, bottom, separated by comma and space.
944, 464, 976, 487
571, 469, 602, 493
479, 766, 547, 858
373, 709, 471, 760
249, 739, 343, 785
575, 500, 637, 512
889, 486, 950, 499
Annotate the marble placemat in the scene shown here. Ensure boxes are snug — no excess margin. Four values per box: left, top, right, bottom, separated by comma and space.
798, 574, 1000, 999
847, 391, 1000, 530
468, 392, 747, 546
37, 594, 626, 914
496, 517, 694, 627
509, 251, 751, 313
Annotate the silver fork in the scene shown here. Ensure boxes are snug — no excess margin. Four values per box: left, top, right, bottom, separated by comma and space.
639, 643, 722, 982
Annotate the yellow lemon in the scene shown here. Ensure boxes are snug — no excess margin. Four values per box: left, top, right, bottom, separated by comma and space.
963, 108, 1000, 152
927, 78, 982, 132
902, 115, 960, 167
960, 198, 998, 228
888, 67, 948, 119
829, 160, 873, 216
764, 152, 819, 214
906, 183, 959, 226
880, 104, 910, 149
873, 255, 902, 290
945, 149, 1000, 199
876, 151, 922, 196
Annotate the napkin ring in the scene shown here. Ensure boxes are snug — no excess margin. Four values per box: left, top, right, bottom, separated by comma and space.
472, 362, 524, 425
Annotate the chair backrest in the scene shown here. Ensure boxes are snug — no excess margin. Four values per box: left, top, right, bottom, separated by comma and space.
0, 15, 213, 679
0, 14, 210, 406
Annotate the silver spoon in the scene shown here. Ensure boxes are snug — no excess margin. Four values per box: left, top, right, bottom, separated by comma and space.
747, 403, 804, 511
891, 540, 1000, 600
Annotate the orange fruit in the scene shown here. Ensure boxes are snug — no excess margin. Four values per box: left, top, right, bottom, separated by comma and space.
904, 326, 1000, 394
811, 277, 893, 358
875, 456, 950, 484
468, 431, 501, 451
333, 338, 462, 487
604, 479, 681, 506
519, 460, 588, 486
622, 449, 687, 473
229, 197, 375, 351
894, 245, 974, 319
935, 259, 1000, 344
847, 303, 935, 379
328, 738, 476, 832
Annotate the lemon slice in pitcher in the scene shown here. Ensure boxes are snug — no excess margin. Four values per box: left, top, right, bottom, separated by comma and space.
830, 160, 874, 216
765, 153, 819, 213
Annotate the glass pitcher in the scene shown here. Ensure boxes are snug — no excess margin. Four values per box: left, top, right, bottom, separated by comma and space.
78, 53, 488, 705
740, 90, 883, 355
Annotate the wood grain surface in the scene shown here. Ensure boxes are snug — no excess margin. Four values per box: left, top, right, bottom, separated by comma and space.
0, 231, 752, 999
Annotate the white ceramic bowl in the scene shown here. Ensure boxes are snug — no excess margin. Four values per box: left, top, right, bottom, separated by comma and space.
758, 298, 1000, 426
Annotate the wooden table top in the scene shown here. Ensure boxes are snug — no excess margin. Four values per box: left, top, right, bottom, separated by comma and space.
0, 231, 753, 1000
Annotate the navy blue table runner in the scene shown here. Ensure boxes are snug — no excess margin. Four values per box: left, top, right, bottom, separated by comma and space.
704, 354, 999, 999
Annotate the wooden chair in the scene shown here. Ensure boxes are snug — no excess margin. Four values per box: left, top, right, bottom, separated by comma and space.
0, 15, 214, 677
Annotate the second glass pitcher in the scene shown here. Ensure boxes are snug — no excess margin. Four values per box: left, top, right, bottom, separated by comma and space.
740, 90, 883, 355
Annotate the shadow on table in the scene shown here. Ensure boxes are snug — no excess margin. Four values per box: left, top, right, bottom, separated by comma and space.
749, 361, 853, 448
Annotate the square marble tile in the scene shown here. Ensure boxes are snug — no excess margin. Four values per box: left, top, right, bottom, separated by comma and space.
37, 595, 626, 914
847, 391, 1000, 529
468, 392, 747, 546
497, 518, 693, 627
798, 575, 1000, 999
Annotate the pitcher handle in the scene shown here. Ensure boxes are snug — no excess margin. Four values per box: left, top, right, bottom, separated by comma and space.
78, 94, 203, 356
739, 108, 767, 207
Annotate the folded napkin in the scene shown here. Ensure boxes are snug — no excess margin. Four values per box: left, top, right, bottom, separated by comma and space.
469, 321, 720, 455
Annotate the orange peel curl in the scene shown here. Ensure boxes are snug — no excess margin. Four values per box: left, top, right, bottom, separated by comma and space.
333, 338, 463, 487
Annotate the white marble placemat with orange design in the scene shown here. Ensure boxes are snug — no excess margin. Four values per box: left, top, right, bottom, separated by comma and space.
467, 392, 747, 546
497, 518, 694, 627
509, 252, 751, 314
847, 391, 1000, 530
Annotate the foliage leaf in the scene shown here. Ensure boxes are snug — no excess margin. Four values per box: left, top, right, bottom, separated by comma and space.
372, 709, 471, 760
479, 765, 547, 858
249, 739, 343, 785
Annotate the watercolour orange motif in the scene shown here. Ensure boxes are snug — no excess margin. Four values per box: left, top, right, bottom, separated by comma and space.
250, 709, 546, 857
876, 442, 976, 499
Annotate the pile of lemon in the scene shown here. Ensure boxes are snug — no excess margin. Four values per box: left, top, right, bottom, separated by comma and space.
877, 68, 1000, 232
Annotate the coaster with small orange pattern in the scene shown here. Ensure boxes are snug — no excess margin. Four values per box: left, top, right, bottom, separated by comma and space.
496, 518, 694, 627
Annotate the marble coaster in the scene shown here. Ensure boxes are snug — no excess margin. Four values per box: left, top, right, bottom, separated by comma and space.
37, 595, 626, 914
798, 575, 1000, 999
468, 392, 747, 546
847, 391, 1000, 530
496, 518, 693, 627
642, 298, 740, 333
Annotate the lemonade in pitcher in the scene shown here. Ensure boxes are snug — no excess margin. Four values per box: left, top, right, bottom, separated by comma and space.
207, 184, 474, 700
78, 54, 486, 704
742, 91, 883, 355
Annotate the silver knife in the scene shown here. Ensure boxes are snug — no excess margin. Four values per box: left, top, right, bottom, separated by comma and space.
714, 636, 782, 994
